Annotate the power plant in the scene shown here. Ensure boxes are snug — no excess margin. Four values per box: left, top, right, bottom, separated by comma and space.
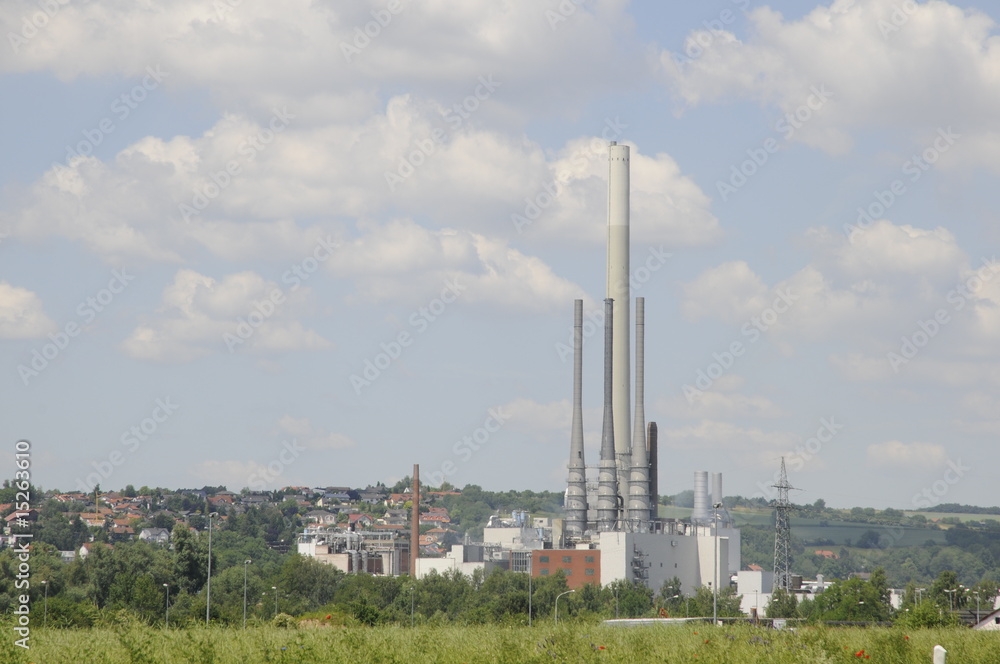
302, 141, 751, 607
540, 141, 742, 595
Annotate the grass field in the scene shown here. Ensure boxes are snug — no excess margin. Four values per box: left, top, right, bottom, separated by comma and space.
4, 623, 997, 664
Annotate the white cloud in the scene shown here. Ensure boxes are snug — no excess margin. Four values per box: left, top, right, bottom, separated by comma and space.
661, 390, 787, 420
122, 269, 329, 362
866, 440, 947, 470
661, 0, 1000, 155
328, 219, 586, 313
276, 416, 355, 450
0, 282, 57, 339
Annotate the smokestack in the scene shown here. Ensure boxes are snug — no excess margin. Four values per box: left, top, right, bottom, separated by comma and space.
565, 299, 588, 536
607, 142, 631, 492
692, 470, 710, 524
597, 298, 619, 531
628, 297, 650, 530
711, 472, 731, 527
711, 472, 723, 507
647, 422, 658, 516
410, 464, 419, 576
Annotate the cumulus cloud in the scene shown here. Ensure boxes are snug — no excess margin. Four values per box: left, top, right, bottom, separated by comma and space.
866, 440, 947, 470
661, 390, 787, 420
122, 269, 329, 362
328, 219, 586, 312
660, 0, 1000, 156
277, 416, 355, 450
0, 282, 57, 339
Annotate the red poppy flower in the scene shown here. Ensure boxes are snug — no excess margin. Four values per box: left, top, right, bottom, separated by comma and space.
855, 650, 865, 657
325, 614, 332, 620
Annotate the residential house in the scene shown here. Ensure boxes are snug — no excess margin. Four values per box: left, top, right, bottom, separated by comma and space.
138, 527, 171, 545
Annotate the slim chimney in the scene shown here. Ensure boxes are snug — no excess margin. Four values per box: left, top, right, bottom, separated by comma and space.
597, 298, 619, 531
628, 297, 650, 530
410, 464, 419, 576
565, 299, 588, 536
647, 422, 658, 514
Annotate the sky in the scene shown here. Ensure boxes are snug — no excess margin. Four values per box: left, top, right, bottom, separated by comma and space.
1, 0, 999, 510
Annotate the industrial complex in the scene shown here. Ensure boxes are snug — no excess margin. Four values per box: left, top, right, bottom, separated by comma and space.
299, 142, 777, 612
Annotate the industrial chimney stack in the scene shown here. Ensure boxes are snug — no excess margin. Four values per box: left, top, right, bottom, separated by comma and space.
565, 299, 588, 536
597, 298, 619, 531
627, 297, 650, 530
607, 142, 632, 492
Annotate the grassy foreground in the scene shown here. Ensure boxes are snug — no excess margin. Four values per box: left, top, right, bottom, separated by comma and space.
3, 623, 997, 663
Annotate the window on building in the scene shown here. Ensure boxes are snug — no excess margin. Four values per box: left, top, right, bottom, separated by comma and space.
564, 569, 572, 575
585, 569, 595, 576
585, 556, 595, 563
539, 556, 549, 563
562, 556, 572, 563
540, 569, 549, 575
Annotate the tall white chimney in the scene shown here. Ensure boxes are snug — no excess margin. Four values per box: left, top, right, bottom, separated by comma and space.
565, 299, 587, 536
607, 142, 631, 493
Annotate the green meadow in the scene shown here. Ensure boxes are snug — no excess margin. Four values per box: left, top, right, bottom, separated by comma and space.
4, 623, 996, 664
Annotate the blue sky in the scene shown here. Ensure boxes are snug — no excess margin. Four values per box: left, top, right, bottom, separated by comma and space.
2, 0, 999, 509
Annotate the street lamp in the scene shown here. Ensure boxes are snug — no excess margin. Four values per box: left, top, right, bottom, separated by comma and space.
243, 559, 252, 629
41, 580, 48, 627
163, 584, 169, 628
528, 556, 533, 627
555, 589, 575, 624
271, 586, 278, 618
206, 512, 217, 626
944, 589, 957, 613
713, 502, 723, 625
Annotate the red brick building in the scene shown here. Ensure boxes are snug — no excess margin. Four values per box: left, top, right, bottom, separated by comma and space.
531, 549, 600, 589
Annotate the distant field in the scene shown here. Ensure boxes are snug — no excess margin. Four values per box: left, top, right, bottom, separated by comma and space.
906, 511, 1000, 524
657, 506, 947, 546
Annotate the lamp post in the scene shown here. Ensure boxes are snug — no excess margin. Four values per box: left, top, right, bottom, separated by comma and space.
614, 584, 619, 618
528, 555, 533, 627
410, 585, 415, 628
206, 511, 217, 626
272, 586, 278, 618
555, 589, 575, 624
163, 583, 169, 628
40, 580, 48, 628
944, 589, 956, 613
243, 559, 252, 629
713, 502, 722, 625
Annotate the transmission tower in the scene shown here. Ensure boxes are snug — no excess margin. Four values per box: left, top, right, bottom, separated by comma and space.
772, 457, 796, 593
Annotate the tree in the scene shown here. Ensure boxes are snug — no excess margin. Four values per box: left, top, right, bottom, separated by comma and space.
766, 587, 798, 618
